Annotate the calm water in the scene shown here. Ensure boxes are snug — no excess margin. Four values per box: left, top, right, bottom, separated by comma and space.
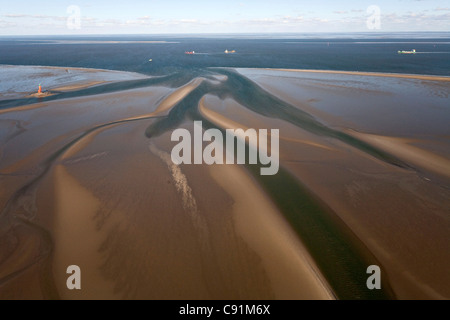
1, 33, 450, 76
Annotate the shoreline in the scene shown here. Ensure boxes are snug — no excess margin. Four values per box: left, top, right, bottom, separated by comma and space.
234, 67, 450, 82
0, 64, 151, 102
0, 64, 150, 78
3, 64, 449, 82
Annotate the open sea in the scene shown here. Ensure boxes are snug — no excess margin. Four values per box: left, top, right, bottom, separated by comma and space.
1, 32, 450, 76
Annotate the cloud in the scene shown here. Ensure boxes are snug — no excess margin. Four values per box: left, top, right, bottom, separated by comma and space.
4, 14, 28, 18
115, 10, 450, 32
3, 13, 66, 21
2, 4, 450, 34
0, 19, 17, 27
179, 19, 200, 23
381, 10, 450, 30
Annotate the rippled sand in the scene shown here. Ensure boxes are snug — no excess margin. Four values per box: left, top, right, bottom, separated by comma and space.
0, 66, 449, 300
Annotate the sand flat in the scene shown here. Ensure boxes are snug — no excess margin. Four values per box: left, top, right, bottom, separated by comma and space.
209, 164, 334, 299
0, 85, 173, 174
346, 130, 450, 179
52, 164, 121, 300
1, 66, 449, 299
202, 69, 450, 299
241, 67, 450, 82
0, 65, 150, 100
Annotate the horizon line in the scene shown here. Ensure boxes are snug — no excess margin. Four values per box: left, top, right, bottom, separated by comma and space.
1, 31, 450, 38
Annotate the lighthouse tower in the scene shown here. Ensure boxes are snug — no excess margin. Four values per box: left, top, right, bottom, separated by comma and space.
38, 84, 42, 94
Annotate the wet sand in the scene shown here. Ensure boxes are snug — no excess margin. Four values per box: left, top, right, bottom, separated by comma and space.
0, 66, 449, 299
268, 68, 450, 82
0, 65, 150, 100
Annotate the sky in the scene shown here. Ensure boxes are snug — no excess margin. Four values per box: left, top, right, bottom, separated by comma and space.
0, 0, 449, 35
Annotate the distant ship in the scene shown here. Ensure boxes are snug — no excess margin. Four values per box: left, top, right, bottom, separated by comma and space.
224, 49, 236, 54
185, 51, 195, 55
398, 49, 416, 54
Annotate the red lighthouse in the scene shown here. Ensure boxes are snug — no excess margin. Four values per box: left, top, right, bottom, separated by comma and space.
38, 84, 42, 94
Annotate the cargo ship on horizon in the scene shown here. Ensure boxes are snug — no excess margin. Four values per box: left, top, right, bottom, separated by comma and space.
398, 49, 416, 54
